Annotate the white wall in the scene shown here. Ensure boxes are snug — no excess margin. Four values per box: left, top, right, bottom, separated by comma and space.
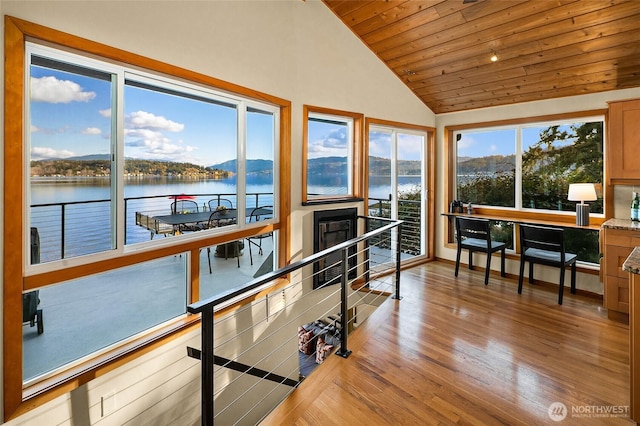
435, 87, 640, 294
0, 0, 434, 424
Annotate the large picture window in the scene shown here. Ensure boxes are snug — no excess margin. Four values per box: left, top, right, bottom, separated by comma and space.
450, 114, 605, 264
455, 118, 604, 214
5, 17, 289, 420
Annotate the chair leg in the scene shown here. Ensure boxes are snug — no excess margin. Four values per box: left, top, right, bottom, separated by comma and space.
558, 265, 565, 305
36, 309, 43, 335
518, 256, 525, 294
570, 262, 577, 294
529, 262, 534, 284
484, 252, 491, 285
468, 250, 474, 270
207, 247, 212, 274
455, 245, 462, 277
500, 248, 506, 277
248, 239, 254, 266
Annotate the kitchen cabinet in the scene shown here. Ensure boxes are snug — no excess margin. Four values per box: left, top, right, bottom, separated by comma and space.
601, 221, 640, 322
608, 98, 640, 182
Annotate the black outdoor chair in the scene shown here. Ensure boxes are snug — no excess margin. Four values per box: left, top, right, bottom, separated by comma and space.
170, 200, 202, 233
205, 209, 241, 271
24, 227, 43, 335
454, 216, 506, 285
246, 206, 273, 266
518, 224, 577, 305
208, 198, 233, 211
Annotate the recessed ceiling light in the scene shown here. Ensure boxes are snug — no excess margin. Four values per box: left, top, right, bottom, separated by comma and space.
490, 52, 498, 62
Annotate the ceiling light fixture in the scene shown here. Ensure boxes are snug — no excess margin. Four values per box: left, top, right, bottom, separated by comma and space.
490, 52, 498, 62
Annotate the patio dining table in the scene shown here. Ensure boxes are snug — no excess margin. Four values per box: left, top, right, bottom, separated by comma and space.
137, 207, 272, 234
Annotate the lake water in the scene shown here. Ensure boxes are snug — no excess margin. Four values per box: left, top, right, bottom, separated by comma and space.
29, 175, 421, 261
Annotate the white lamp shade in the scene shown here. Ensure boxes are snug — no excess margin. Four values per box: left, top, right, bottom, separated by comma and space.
568, 183, 597, 202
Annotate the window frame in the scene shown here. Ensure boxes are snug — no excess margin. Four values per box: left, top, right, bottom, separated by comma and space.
444, 110, 608, 264
302, 105, 364, 204
4, 16, 291, 420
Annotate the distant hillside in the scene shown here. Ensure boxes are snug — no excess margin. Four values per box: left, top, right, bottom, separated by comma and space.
211, 159, 273, 175
30, 158, 233, 178
457, 154, 515, 174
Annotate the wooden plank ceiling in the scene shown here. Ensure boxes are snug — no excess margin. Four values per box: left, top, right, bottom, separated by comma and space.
322, 0, 640, 114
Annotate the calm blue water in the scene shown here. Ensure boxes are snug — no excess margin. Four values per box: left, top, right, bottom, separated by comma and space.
29, 175, 421, 262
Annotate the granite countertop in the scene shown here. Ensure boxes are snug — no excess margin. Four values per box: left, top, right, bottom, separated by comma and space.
602, 218, 640, 231
623, 247, 640, 275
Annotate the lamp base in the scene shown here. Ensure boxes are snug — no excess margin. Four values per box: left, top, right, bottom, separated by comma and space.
576, 204, 590, 226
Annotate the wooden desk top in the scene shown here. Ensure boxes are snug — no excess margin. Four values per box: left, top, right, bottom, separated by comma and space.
442, 212, 601, 231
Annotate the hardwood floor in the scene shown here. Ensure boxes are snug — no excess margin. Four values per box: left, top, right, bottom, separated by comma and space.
261, 261, 631, 425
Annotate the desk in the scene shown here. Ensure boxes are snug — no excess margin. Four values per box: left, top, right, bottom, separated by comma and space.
442, 212, 602, 231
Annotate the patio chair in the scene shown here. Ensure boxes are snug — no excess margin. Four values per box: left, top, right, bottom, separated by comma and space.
205, 209, 241, 271
208, 198, 233, 211
246, 206, 273, 266
170, 200, 203, 233
24, 227, 43, 335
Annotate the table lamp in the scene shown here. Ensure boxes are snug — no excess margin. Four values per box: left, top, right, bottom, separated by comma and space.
568, 183, 597, 226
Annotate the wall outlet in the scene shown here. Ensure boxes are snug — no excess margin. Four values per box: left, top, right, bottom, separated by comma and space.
101, 391, 117, 417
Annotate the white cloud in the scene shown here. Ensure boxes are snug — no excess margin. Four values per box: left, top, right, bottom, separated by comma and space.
457, 136, 476, 156
82, 127, 102, 135
125, 128, 196, 161
307, 128, 347, 158
127, 110, 184, 132
99, 108, 111, 118
31, 146, 75, 160
31, 124, 40, 133
31, 76, 96, 103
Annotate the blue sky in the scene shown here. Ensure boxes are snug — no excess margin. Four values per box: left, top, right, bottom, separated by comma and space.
30, 61, 423, 167
457, 125, 580, 158
29, 65, 274, 167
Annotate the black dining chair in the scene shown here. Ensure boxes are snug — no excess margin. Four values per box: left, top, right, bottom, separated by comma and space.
454, 216, 506, 285
246, 206, 273, 266
518, 224, 577, 305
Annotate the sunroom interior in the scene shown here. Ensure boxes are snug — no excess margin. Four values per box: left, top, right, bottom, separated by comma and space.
2, 0, 640, 425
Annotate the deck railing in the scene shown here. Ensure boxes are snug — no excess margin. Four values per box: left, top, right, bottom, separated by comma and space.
29, 192, 273, 263
186, 216, 403, 426
368, 196, 421, 256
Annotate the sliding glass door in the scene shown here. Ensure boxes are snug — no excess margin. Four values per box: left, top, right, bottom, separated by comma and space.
368, 125, 427, 262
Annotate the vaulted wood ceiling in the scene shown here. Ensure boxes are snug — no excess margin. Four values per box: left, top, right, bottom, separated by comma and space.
323, 0, 640, 114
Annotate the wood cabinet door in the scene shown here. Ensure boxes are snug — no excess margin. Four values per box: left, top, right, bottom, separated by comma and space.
609, 98, 640, 181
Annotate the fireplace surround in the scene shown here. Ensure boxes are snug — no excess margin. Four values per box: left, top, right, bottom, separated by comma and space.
313, 208, 358, 289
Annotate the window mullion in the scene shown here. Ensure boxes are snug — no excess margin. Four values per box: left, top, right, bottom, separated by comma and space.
515, 127, 523, 210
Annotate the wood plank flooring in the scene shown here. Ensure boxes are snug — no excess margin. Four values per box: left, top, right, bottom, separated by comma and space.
261, 261, 631, 425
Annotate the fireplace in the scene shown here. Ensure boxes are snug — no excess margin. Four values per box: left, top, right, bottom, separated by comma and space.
313, 208, 358, 289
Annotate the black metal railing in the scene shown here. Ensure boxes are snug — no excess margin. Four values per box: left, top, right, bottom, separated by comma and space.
368, 196, 421, 256
29, 192, 273, 263
186, 216, 403, 426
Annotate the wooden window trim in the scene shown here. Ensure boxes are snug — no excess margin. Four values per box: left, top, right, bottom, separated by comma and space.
302, 105, 364, 204
3, 15, 291, 420
443, 110, 608, 249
